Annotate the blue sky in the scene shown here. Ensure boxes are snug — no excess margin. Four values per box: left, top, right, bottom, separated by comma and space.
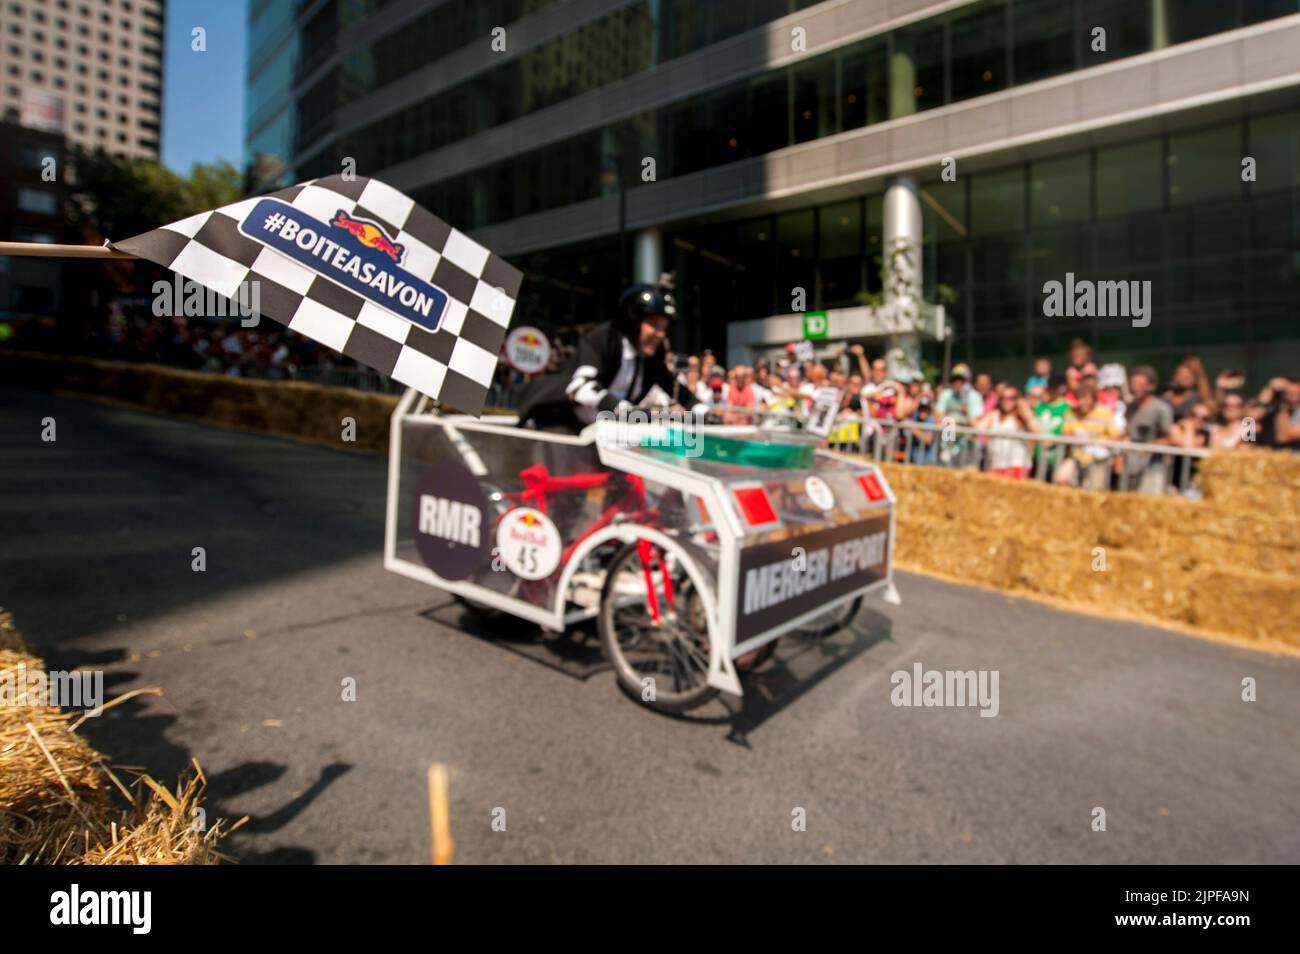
161, 0, 247, 175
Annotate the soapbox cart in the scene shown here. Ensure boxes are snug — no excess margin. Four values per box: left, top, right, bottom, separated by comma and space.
384, 389, 899, 713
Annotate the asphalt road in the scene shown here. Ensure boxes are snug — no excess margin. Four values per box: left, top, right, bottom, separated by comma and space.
3, 384, 1299, 864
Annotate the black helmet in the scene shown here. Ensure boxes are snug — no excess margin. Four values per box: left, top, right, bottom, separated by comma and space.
618, 278, 677, 335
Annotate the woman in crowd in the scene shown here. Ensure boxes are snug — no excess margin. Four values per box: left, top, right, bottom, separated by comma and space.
977, 387, 1039, 478
1209, 393, 1250, 451
1167, 403, 1212, 448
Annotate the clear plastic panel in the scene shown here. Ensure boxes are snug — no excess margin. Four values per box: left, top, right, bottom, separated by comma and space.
627, 437, 887, 546
397, 421, 719, 612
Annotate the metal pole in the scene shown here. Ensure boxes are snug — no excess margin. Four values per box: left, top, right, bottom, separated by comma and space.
0, 241, 135, 260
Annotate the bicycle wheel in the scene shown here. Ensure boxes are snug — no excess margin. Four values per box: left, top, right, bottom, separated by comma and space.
793, 595, 862, 639
598, 539, 719, 714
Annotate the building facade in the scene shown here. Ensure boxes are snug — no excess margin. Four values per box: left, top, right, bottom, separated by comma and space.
0, 119, 68, 316
245, 0, 1300, 386
0, 0, 165, 160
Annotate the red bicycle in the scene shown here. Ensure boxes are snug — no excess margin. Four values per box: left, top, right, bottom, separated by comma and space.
456, 461, 722, 713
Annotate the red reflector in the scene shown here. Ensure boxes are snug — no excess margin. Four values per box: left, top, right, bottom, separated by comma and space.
858, 473, 885, 502
733, 486, 777, 526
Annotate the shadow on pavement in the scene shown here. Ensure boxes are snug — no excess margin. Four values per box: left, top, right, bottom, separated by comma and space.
61, 647, 349, 865
418, 596, 893, 743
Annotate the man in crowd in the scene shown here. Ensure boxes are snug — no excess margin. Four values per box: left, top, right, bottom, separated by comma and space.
1054, 385, 1123, 491
1123, 365, 1175, 493
936, 363, 984, 466
1033, 375, 1073, 476
974, 371, 996, 414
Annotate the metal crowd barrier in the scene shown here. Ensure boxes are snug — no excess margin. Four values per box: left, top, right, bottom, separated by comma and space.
702, 404, 1211, 496
288, 365, 405, 393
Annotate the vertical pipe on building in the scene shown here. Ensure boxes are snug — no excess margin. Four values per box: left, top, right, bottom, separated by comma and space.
889, 47, 917, 120
1152, 0, 1170, 49
883, 175, 923, 370
634, 228, 662, 285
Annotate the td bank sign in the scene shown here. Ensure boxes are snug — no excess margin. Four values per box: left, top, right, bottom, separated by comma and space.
802, 311, 829, 339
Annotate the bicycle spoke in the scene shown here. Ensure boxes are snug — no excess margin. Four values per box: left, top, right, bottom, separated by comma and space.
677, 633, 710, 673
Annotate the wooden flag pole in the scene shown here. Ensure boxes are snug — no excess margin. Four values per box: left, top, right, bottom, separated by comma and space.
0, 241, 135, 260
428, 762, 454, 865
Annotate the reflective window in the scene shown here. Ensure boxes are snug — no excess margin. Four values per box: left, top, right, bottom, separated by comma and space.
669, 97, 709, 176
17, 186, 58, 215
323, 0, 1300, 194
1165, 0, 1238, 44
841, 40, 889, 131
1013, 0, 1075, 84
971, 168, 1026, 236
1029, 219, 1091, 282
922, 179, 967, 300
776, 209, 815, 312
1030, 154, 1090, 226
735, 217, 775, 319
1242, 0, 1300, 24
1096, 139, 1162, 218
661, 0, 790, 60
950, 0, 1007, 103
818, 200, 863, 308
1249, 109, 1300, 194
706, 82, 748, 167
891, 20, 945, 118
793, 59, 836, 144
1081, 0, 1152, 61
745, 71, 789, 158
1168, 125, 1242, 206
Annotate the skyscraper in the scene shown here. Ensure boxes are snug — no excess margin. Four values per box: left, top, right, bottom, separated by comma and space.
0, 0, 165, 160
244, 1, 1300, 384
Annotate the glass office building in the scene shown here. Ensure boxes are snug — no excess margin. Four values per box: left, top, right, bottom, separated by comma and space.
246, 0, 1300, 384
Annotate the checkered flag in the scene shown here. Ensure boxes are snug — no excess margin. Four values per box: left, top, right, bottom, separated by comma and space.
111, 174, 522, 417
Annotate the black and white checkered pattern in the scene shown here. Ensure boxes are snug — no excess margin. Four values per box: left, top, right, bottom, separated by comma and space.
111, 174, 523, 416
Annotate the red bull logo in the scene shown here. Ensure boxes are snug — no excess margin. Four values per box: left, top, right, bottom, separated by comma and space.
330, 209, 405, 265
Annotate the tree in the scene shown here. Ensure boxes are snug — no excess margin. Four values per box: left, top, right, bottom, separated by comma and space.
63, 146, 242, 244
853, 239, 958, 379
60, 148, 245, 307
186, 160, 243, 216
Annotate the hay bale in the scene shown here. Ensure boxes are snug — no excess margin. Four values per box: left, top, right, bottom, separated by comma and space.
1200, 451, 1300, 517
876, 459, 1299, 651
0, 609, 241, 864
0, 351, 401, 455
1186, 568, 1300, 645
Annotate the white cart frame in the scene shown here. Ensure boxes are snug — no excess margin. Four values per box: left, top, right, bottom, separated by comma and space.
384, 388, 899, 699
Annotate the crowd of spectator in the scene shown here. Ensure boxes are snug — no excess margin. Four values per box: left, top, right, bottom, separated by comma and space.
657, 337, 1299, 494
18, 303, 1298, 493
60, 302, 396, 389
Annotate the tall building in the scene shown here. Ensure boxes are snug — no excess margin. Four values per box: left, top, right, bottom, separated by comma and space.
0, 118, 68, 316
0, 0, 165, 160
245, 0, 1300, 385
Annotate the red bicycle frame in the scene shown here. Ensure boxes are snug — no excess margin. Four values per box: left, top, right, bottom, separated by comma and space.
505, 463, 676, 621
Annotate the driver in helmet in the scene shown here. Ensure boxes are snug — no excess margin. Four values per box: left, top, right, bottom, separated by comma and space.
517, 276, 692, 433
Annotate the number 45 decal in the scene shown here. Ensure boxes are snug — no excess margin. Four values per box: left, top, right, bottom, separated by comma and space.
496, 508, 563, 580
